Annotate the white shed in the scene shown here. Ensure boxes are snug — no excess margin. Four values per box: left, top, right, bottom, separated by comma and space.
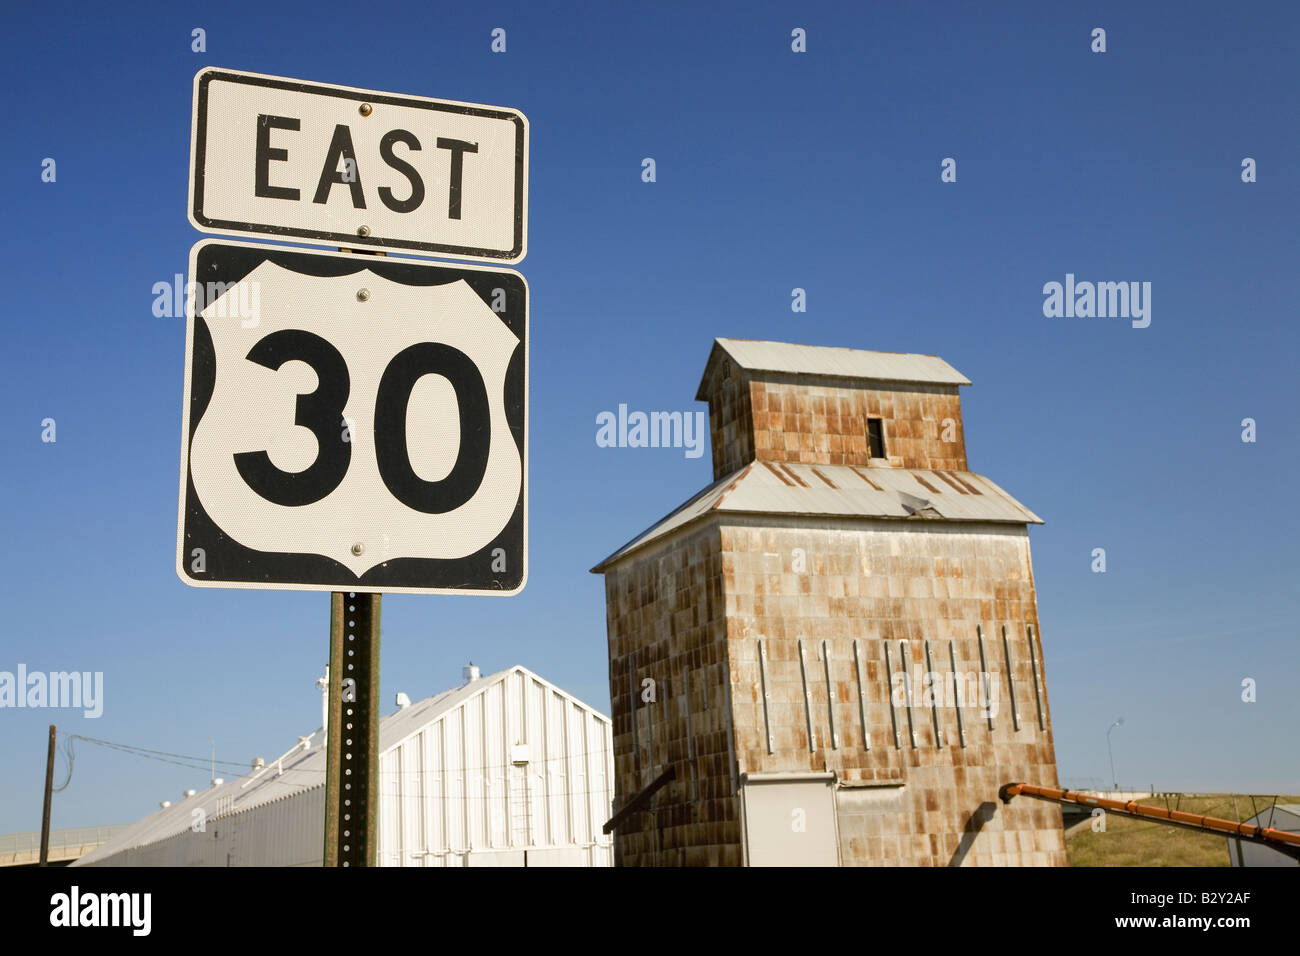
73, 665, 614, 867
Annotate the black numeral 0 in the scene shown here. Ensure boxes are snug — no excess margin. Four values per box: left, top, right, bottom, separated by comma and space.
375, 343, 490, 514
235, 333, 491, 515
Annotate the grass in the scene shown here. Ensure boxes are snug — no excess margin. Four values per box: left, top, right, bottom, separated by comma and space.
1065, 794, 1299, 867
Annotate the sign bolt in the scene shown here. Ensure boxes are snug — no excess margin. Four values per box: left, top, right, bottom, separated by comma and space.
359, 103, 373, 117
351, 543, 365, 556
356, 225, 371, 237
356, 289, 370, 302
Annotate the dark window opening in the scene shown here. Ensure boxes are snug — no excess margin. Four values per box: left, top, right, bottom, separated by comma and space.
867, 418, 886, 458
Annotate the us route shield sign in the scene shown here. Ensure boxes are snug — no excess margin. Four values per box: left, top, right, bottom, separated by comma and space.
176, 239, 527, 595
189, 67, 528, 263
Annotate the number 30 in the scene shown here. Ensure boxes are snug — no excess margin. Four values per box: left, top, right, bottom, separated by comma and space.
233, 330, 491, 514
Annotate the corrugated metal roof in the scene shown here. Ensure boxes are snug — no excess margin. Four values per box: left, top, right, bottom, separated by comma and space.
73, 665, 608, 866
592, 462, 1042, 572
696, 338, 970, 399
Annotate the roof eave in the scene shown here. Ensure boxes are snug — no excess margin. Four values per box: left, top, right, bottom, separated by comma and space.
593, 507, 1042, 574
698, 338, 973, 393
693, 339, 728, 402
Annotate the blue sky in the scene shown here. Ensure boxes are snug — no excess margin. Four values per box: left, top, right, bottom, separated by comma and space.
1, 0, 1297, 833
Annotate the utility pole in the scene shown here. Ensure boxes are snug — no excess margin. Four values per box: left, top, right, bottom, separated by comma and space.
39, 724, 56, 866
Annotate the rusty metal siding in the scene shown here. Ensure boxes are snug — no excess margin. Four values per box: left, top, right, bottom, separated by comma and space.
697, 340, 970, 481
603, 523, 742, 867
602, 517, 1065, 867
720, 519, 1065, 866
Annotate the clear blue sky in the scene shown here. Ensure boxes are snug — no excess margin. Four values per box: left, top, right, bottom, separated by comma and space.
1, 1, 1296, 833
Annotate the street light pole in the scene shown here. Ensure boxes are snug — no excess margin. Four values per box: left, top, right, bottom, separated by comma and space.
1107, 718, 1125, 790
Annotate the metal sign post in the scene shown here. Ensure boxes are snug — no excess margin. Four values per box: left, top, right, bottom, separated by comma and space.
324, 239, 385, 868
324, 592, 381, 867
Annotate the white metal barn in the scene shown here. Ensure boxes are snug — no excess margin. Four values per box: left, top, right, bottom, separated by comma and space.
73, 666, 614, 867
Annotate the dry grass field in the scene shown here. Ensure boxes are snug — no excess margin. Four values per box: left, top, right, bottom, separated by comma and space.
1065, 794, 1299, 867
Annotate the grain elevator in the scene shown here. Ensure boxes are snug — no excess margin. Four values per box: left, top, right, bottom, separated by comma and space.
593, 338, 1066, 866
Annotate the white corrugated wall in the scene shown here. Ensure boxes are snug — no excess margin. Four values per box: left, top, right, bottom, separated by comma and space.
379, 668, 614, 866
89, 787, 324, 867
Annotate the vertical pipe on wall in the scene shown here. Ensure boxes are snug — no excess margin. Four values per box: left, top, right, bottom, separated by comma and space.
1028, 625, 1046, 731
949, 639, 967, 748
1002, 625, 1021, 731
884, 640, 901, 749
924, 640, 943, 748
821, 640, 838, 750
899, 640, 918, 749
797, 638, 816, 752
853, 639, 871, 751
976, 625, 995, 732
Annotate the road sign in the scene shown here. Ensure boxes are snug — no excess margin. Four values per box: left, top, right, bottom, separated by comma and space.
176, 239, 527, 594
188, 68, 528, 263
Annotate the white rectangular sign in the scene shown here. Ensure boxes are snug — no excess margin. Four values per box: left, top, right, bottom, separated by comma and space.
189, 68, 528, 263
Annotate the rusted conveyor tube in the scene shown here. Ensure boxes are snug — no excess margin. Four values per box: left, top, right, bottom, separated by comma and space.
1000, 782, 1300, 858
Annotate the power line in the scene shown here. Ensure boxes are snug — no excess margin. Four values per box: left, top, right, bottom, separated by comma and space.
63, 735, 251, 779
57, 733, 619, 796
71, 735, 250, 769
52, 734, 75, 793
